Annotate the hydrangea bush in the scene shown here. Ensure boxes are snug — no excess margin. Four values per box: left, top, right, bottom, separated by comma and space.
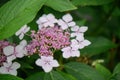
0, 0, 120, 80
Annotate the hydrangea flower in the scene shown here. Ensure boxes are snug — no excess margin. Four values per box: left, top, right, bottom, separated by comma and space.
61, 46, 80, 58
58, 14, 76, 30
71, 26, 88, 40
36, 14, 58, 29
35, 56, 59, 72
15, 25, 30, 40
26, 13, 91, 72
71, 39, 91, 49
0, 62, 20, 76
3, 40, 27, 62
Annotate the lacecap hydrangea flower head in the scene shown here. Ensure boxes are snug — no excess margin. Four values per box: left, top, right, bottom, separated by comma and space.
26, 13, 91, 72
0, 13, 91, 75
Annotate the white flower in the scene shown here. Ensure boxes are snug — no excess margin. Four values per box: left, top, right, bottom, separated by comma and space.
15, 25, 30, 40
35, 56, 59, 73
71, 26, 88, 40
71, 39, 91, 49
57, 14, 76, 30
61, 46, 80, 59
3, 40, 27, 62
0, 62, 20, 76
36, 14, 58, 29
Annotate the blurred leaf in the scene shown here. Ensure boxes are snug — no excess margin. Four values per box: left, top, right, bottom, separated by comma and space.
81, 37, 116, 57
0, 0, 47, 40
71, 0, 114, 6
95, 64, 112, 80
18, 61, 33, 69
45, 0, 77, 12
25, 72, 45, 80
0, 74, 23, 80
113, 63, 120, 74
112, 63, 120, 80
44, 70, 75, 80
57, 70, 77, 80
65, 62, 105, 80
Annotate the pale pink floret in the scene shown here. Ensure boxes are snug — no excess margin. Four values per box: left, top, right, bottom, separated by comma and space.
35, 56, 59, 72
61, 46, 80, 59
15, 25, 30, 40
0, 62, 20, 76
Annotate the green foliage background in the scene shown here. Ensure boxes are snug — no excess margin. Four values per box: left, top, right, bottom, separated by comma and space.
0, 0, 120, 80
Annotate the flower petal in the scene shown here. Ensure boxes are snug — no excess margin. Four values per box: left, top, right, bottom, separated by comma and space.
0, 67, 8, 74
15, 45, 24, 57
7, 55, 16, 62
19, 33, 24, 40
35, 59, 42, 66
9, 70, 17, 76
82, 39, 91, 46
68, 21, 76, 27
3, 46, 14, 56
79, 26, 88, 33
51, 60, 59, 67
71, 26, 79, 31
42, 64, 52, 73
62, 52, 71, 59
11, 62, 20, 69
62, 14, 73, 22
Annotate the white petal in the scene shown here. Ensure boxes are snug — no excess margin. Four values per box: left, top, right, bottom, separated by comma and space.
62, 14, 73, 22
61, 47, 71, 52
3, 46, 14, 56
76, 33, 84, 41
11, 62, 20, 69
68, 21, 76, 27
70, 33, 77, 37
19, 33, 24, 40
35, 59, 42, 66
58, 19, 68, 30
3, 62, 12, 67
82, 40, 91, 46
71, 26, 79, 31
39, 16, 48, 23
9, 70, 17, 76
79, 26, 88, 33
15, 25, 26, 36
19, 40, 27, 47
72, 50, 80, 57
24, 26, 30, 33
42, 65, 52, 73
51, 60, 59, 67
62, 52, 71, 59
38, 24, 43, 29
47, 14, 55, 21
15, 45, 24, 58
0, 67, 8, 74
7, 55, 16, 62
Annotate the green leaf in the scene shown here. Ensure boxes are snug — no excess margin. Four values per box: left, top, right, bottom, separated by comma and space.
95, 64, 112, 80
0, 74, 23, 80
25, 72, 45, 80
45, 0, 77, 12
0, 0, 47, 40
113, 63, 120, 74
71, 0, 114, 6
44, 70, 76, 80
81, 37, 116, 57
57, 70, 77, 80
44, 71, 65, 80
65, 62, 105, 80
112, 63, 120, 80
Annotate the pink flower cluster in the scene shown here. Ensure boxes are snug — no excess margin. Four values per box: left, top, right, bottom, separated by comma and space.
26, 26, 71, 56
